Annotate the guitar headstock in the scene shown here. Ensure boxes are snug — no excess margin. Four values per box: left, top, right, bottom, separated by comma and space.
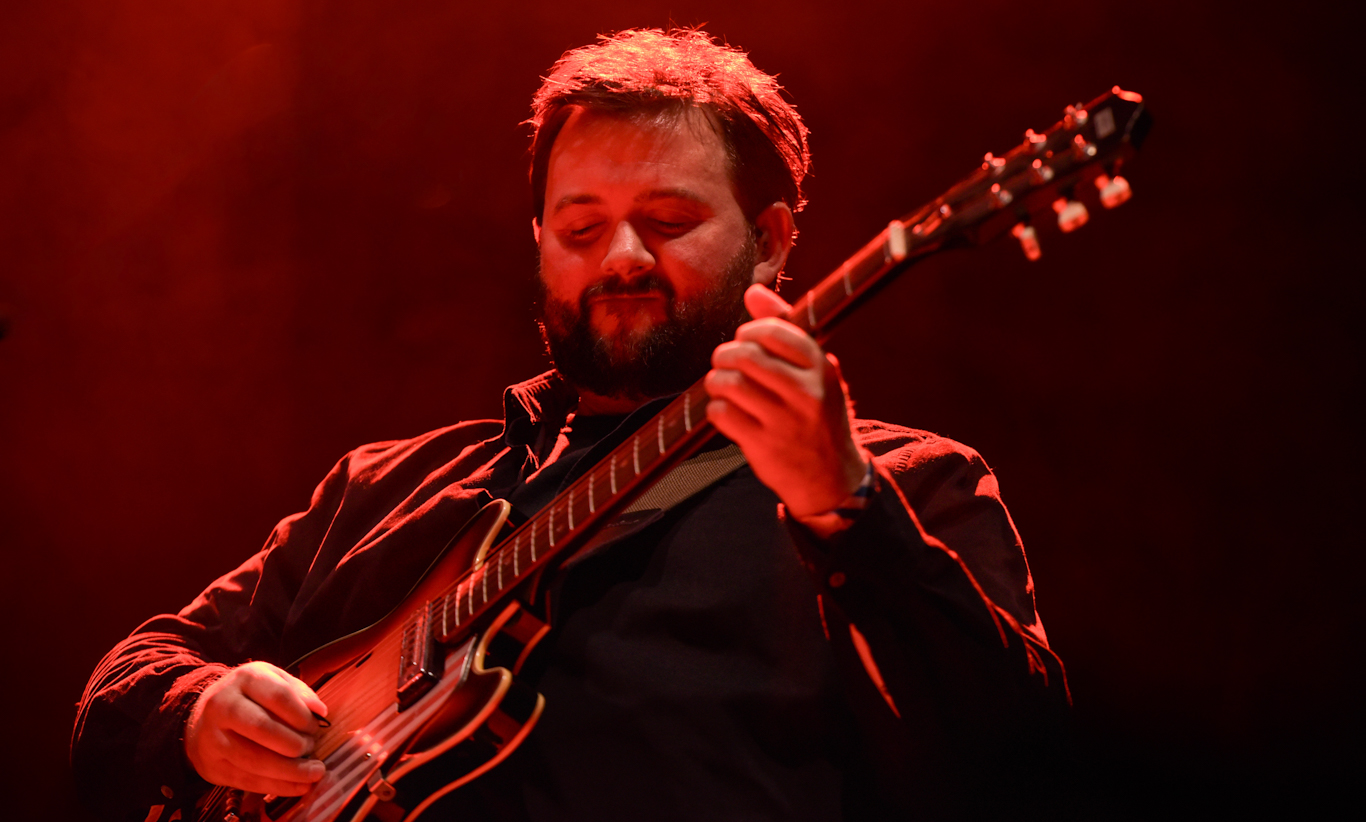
902, 86, 1152, 259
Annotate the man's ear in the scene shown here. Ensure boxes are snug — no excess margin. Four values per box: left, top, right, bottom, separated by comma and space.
750, 202, 795, 287
532, 217, 542, 245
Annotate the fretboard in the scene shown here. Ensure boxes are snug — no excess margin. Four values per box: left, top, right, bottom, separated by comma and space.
418, 85, 1150, 645
423, 222, 920, 644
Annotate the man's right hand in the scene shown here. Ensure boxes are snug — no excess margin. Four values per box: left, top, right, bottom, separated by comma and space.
184, 661, 329, 796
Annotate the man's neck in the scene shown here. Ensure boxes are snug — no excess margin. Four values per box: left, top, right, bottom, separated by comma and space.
573, 386, 653, 417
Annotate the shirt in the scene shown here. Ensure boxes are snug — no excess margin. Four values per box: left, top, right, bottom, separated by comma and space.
72, 371, 1071, 820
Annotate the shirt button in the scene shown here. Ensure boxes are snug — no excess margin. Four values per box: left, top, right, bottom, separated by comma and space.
161, 785, 175, 799
828, 571, 846, 588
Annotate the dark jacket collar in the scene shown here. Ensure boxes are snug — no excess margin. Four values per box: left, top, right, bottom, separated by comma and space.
502, 370, 578, 449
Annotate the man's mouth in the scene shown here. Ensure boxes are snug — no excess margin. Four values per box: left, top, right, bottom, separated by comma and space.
588, 292, 668, 308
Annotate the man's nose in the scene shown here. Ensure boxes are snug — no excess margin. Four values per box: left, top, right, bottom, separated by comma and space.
601, 221, 655, 278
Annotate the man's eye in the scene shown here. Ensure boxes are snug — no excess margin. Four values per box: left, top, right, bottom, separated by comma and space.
564, 222, 603, 241
651, 217, 694, 233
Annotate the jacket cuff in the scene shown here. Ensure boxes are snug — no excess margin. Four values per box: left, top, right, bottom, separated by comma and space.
136, 665, 229, 809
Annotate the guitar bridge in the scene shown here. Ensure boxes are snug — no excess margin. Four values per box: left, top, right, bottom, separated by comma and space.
396, 601, 444, 710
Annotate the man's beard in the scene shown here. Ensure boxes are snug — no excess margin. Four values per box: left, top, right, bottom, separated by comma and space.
537, 241, 757, 402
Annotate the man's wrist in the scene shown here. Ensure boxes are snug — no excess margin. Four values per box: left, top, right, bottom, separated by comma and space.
793, 457, 876, 539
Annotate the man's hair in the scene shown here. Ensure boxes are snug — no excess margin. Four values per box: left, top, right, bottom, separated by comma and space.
528, 28, 811, 224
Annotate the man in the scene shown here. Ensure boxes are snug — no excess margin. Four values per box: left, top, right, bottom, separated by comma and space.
73, 29, 1068, 820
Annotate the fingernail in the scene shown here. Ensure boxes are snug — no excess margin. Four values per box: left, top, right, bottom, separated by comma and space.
307, 759, 327, 778
313, 711, 331, 728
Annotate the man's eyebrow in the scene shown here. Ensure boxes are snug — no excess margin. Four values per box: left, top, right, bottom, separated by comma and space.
551, 194, 602, 215
552, 188, 710, 216
638, 187, 708, 205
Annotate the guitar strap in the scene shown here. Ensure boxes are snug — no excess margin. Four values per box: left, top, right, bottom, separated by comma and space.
560, 442, 747, 569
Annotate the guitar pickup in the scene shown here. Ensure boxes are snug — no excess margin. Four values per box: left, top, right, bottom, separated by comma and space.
396, 601, 444, 711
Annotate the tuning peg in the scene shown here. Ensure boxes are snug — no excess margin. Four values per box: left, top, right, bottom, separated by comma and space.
1052, 197, 1089, 232
1094, 174, 1132, 208
1012, 222, 1041, 261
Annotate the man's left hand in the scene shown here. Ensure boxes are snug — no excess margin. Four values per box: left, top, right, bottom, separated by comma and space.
706, 284, 868, 518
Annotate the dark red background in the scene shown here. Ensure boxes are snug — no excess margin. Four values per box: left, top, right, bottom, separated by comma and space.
2, 1, 1358, 818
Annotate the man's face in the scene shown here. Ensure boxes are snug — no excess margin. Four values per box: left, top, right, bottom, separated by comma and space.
536, 107, 760, 401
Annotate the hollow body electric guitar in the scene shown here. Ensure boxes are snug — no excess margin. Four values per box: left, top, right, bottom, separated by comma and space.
194, 88, 1152, 822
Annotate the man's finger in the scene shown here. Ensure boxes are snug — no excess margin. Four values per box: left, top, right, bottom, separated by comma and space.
743, 283, 791, 319
706, 397, 764, 445
261, 664, 329, 719
223, 697, 316, 758
712, 341, 817, 404
215, 756, 322, 798
733, 319, 821, 368
242, 669, 319, 735
705, 367, 789, 427
223, 730, 327, 785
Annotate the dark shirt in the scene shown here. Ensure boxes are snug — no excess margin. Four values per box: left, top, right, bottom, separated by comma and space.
72, 371, 1070, 821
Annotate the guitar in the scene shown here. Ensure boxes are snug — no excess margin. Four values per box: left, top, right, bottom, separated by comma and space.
194, 87, 1152, 822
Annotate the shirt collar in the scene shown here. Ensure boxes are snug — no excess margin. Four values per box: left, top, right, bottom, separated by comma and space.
502, 370, 578, 449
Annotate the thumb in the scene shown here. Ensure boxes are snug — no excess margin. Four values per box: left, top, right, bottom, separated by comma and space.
744, 283, 791, 320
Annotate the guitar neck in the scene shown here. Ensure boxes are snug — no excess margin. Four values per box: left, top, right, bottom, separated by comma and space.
421, 86, 1150, 643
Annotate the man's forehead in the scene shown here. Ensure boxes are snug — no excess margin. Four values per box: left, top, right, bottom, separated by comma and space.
550, 186, 711, 217
544, 107, 732, 201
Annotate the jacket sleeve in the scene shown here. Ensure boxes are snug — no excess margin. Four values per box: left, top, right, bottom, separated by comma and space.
69, 452, 361, 820
785, 429, 1072, 818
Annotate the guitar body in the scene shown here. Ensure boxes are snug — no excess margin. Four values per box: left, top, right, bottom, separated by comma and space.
195, 501, 551, 822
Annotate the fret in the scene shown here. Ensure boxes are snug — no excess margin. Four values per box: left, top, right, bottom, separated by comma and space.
441, 592, 449, 638
842, 264, 853, 297
497, 549, 504, 590
530, 523, 537, 562
548, 506, 555, 546
588, 472, 595, 513
568, 489, 575, 530
466, 576, 475, 616
454, 586, 462, 627
657, 416, 665, 454
610, 455, 617, 493
806, 295, 816, 329
684, 391, 692, 431
481, 563, 488, 602
633, 435, 640, 475
513, 534, 519, 576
